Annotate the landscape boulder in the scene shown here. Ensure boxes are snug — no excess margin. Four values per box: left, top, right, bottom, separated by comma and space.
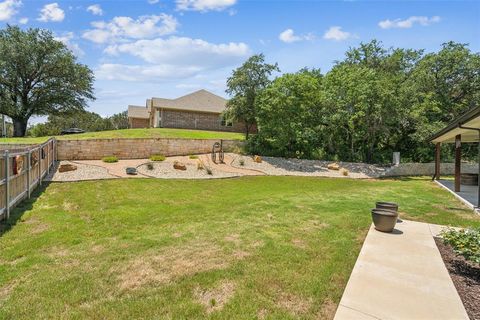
173, 161, 187, 171
327, 162, 340, 170
254, 155, 262, 163
59, 164, 77, 173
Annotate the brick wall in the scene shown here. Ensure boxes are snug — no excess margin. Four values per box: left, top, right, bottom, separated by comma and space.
129, 118, 150, 129
161, 109, 245, 132
57, 138, 245, 160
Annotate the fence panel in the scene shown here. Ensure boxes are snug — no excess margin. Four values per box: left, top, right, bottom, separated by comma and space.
0, 138, 56, 221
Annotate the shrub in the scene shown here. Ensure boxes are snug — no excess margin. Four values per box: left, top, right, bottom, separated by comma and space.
442, 227, 480, 264
206, 167, 213, 175
239, 158, 245, 166
102, 156, 118, 163
189, 155, 199, 159
150, 154, 166, 161
197, 160, 204, 170
146, 163, 154, 170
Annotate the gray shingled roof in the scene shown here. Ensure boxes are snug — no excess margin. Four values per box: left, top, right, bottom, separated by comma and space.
151, 89, 227, 114
128, 105, 150, 119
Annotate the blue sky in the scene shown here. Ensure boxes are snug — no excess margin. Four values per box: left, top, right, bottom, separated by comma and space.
1, 0, 479, 124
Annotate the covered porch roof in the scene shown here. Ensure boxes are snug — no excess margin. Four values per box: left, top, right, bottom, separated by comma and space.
430, 107, 480, 143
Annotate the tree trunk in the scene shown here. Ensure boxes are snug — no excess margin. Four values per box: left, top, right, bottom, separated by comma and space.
12, 118, 28, 137
245, 122, 250, 139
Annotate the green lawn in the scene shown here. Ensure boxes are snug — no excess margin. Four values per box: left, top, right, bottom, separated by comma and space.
0, 128, 245, 144
0, 176, 478, 319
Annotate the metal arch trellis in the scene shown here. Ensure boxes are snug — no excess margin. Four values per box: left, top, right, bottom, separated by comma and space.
211, 140, 224, 164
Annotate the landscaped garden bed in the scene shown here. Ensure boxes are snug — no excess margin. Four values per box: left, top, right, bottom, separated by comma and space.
1, 177, 479, 319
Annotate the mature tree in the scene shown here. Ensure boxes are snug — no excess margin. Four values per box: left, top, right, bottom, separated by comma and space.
323, 41, 422, 163
254, 69, 323, 158
225, 54, 279, 138
108, 111, 129, 130
0, 26, 94, 136
28, 110, 113, 137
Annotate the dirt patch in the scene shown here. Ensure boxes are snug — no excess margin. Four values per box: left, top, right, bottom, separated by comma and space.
276, 291, 312, 316
0, 280, 17, 303
435, 238, 480, 320
30, 222, 49, 235
317, 298, 337, 319
194, 281, 236, 313
116, 242, 229, 290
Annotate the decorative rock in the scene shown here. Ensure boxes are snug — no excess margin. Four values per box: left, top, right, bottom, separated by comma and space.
126, 167, 137, 175
254, 155, 262, 163
59, 164, 77, 173
327, 162, 340, 170
173, 161, 187, 171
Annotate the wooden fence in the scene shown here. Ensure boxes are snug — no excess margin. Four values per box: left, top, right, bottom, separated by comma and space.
0, 138, 56, 221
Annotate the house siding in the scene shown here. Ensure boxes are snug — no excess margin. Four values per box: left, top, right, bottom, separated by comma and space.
129, 118, 150, 129
161, 109, 245, 132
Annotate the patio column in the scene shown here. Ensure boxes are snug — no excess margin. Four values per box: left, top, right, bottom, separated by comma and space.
434, 143, 441, 180
455, 134, 461, 192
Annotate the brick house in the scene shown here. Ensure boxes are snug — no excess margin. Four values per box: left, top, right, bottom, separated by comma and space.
127, 89, 246, 133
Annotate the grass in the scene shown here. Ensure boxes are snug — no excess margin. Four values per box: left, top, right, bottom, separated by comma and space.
0, 176, 479, 319
150, 154, 166, 161
0, 128, 246, 144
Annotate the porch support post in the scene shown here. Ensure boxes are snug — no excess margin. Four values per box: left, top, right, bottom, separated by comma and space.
455, 134, 461, 192
434, 143, 441, 180
477, 132, 480, 208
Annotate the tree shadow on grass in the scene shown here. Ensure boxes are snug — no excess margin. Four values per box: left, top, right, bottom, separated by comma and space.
0, 181, 51, 238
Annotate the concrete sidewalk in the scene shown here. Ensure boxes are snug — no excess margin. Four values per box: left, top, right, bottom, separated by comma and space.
334, 220, 468, 320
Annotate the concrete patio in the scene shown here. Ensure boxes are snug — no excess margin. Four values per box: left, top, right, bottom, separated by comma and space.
435, 179, 478, 208
334, 219, 468, 320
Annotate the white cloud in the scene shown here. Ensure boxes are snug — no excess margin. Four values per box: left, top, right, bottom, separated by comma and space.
148, 0, 159, 3
38, 3, 65, 22
98, 36, 250, 82
82, 14, 178, 44
105, 36, 249, 65
176, 0, 236, 12
0, 0, 21, 21
86, 4, 103, 16
323, 26, 352, 41
54, 32, 84, 57
18, 17, 28, 24
378, 16, 441, 29
278, 28, 314, 43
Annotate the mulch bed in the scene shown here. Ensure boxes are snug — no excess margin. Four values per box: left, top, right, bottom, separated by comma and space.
435, 237, 480, 320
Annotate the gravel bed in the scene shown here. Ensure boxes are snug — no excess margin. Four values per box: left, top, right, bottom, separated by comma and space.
137, 162, 239, 179
230, 154, 388, 178
45, 161, 118, 182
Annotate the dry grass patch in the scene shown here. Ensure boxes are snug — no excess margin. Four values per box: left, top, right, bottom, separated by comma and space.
276, 291, 312, 316
317, 298, 338, 319
62, 200, 79, 212
291, 238, 307, 249
116, 241, 229, 290
194, 281, 236, 314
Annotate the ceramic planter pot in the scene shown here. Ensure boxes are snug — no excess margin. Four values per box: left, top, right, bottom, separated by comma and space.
371, 209, 398, 233
375, 201, 398, 212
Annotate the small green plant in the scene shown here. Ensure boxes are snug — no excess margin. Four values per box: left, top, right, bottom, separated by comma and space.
442, 227, 480, 264
102, 156, 118, 163
146, 163, 154, 170
239, 158, 245, 166
206, 167, 213, 175
189, 155, 199, 159
150, 154, 166, 161
210, 299, 216, 307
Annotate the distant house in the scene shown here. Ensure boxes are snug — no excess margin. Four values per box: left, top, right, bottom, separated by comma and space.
127, 89, 245, 132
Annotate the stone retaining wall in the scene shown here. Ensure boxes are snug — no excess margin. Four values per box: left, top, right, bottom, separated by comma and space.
382, 162, 478, 177
56, 138, 245, 160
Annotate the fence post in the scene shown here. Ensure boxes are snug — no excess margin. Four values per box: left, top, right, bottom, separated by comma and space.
47, 141, 50, 174
5, 150, 10, 220
27, 151, 31, 199
39, 148, 42, 186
